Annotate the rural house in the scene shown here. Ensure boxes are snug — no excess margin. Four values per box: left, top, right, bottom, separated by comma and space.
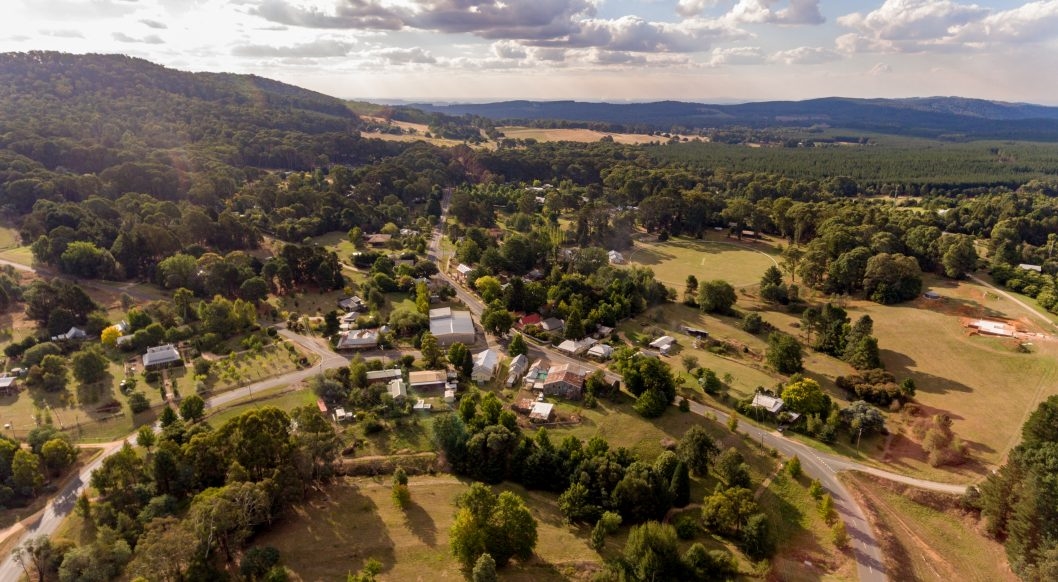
542, 363, 586, 400
471, 349, 499, 384
142, 344, 182, 370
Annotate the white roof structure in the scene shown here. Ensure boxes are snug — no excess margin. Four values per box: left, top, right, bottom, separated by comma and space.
409, 370, 448, 388
557, 337, 597, 355
969, 319, 1016, 337
444, 389, 456, 403
142, 344, 181, 368
387, 379, 407, 399
430, 309, 475, 341
456, 264, 474, 275
0, 376, 15, 388
472, 349, 499, 383
529, 402, 554, 422
587, 344, 614, 360
1018, 263, 1043, 272
649, 336, 676, 349
607, 250, 625, 264
751, 393, 785, 414
413, 399, 432, 410
336, 329, 378, 350
540, 318, 564, 332
52, 327, 86, 342
506, 355, 529, 386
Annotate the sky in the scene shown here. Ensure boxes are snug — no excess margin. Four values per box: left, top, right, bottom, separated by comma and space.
3, 0, 1058, 104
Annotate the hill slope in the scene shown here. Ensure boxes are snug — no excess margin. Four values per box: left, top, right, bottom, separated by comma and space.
406, 97, 1058, 141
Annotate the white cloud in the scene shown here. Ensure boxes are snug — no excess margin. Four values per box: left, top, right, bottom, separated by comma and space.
727, 0, 825, 26
956, 0, 1058, 44
769, 45, 840, 64
531, 15, 744, 53
870, 62, 893, 75
676, 0, 720, 18
232, 38, 356, 58
707, 46, 765, 66
492, 40, 527, 59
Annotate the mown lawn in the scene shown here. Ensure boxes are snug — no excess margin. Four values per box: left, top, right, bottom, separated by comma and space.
624, 234, 780, 289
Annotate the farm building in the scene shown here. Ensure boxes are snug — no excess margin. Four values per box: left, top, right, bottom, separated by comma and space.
1018, 263, 1043, 273
608, 250, 625, 264
52, 327, 87, 342
529, 402, 555, 423
365, 233, 392, 247
517, 313, 543, 328
335, 329, 378, 350
506, 355, 529, 387
680, 325, 709, 339
472, 349, 499, 384
649, 336, 676, 355
557, 337, 596, 356
587, 344, 614, 361
142, 344, 182, 370
0, 376, 17, 396
366, 369, 403, 385
409, 370, 448, 391
968, 319, 1017, 337
543, 363, 586, 400
338, 296, 366, 312
429, 307, 475, 345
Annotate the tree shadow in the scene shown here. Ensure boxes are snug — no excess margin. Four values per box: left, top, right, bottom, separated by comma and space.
401, 498, 438, 547
879, 350, 972, 394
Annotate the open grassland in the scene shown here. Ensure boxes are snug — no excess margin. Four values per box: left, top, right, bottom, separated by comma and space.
625, 234, 780, 289
259, 475, 599, 582
203, 387, 317, 428
0, 246, 34, 268
844, 474, 1014, 582
842, 276, 1058, 474
497, 126, 669, 145
0, 223, 20, 250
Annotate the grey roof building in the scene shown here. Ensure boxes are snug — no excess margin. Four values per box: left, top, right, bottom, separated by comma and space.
142, 344, 182, 369
430, 308, 475, 345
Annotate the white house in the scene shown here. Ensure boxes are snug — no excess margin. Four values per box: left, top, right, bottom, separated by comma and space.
335, 329, 379, 350
142, 344, 182, 370
506, 354, 529, 387
471, 349, 499, 384
387, 378, 407, 400
649, 335, 676, 355
587, 344, 614, 361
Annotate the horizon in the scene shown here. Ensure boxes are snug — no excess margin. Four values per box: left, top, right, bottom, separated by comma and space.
3, 1, 1058, 104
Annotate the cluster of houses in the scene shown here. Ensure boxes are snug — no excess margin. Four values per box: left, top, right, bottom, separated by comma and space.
333, 295, 477, 352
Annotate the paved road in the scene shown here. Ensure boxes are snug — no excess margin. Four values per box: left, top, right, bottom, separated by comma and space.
0, 326, 350, 581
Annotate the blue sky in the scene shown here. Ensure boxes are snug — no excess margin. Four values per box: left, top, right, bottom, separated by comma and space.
3, 1, 1058, 104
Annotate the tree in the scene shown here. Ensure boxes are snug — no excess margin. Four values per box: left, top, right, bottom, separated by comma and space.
179, 394, 206, 423
41, 438, 77, 476
669, 461, 691, 508
419, 332, 443, 368
759, 265, 789, 304
471, 553, 497, 582
474, 276, 503, 304
766, 332, 803, 374
786, 455, 802, 478
622, 522, 682, 582
702, 487, 758, 536
839, 401, 886, 439
781, 378, 831, 417
450, 484, 538, 569
12, 449, 44, 494
72, 346, 109, 384
240, 546, 282, 582
863, 253, 922, 304
448, 343, 473, 379
681, 354, 699, 373
697, 280, 736, 314
137, 425, 156, 451
715, 448, 751, 489
101, 325, 121, 347
590, 511, 623, 551
27, 355, 68, 392
480, 303, 514, 337
831, 520, 849, 548
559, 482, 598, 523
940, 234, 978, 279
508, 333, 527, 358
128, 391, 150, 414
819, 493, 837, 524
683, 275, 699, 305
415, 281, 431, 315
742, 513, 774, 559
633, 388, 669, 418
12, 535, 56, 582
239, 277, 270, 303
623, 357, 677, 404
127, 517, 198, 582
676, 425, 719, 477
564, 307, 585, 340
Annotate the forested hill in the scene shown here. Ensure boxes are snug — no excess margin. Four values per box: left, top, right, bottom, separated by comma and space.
0, 51, 390, 205
406, 97, 1058, 140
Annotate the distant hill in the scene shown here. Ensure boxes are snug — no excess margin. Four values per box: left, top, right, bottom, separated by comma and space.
405, 97, 1058, 141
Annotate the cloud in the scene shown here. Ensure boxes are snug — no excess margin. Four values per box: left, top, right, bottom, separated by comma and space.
405, 0, 596, 40
676, 0, 720, 18
492, 40, 527, 60
727, 0, 825, 26
252, 0, 404, 30
769, 45, 840, 65
957, 0, 1058, 44
375, 47, 437, 65
27, 0, 138, 20
531, 15, 743, 53
870, 62, 893, 75
113, 32, 165, 44
40, 29, 84, 38
707, 46, 765, 66
232, 38, 356, 58
140, 19, 168, 30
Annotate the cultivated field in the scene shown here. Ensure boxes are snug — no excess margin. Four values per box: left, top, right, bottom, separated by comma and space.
624, 234, 780, 289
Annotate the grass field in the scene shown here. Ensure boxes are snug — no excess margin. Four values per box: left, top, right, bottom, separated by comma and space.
624, 234, 780, 289
497, 126, 670, 145
0, 246, 34, 267
0, 223, 21, 250
844, 474, 1014, 582
258, 475, 599, 581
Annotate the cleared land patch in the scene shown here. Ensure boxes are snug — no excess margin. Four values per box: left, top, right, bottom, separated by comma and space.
625, 235, 779, 290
